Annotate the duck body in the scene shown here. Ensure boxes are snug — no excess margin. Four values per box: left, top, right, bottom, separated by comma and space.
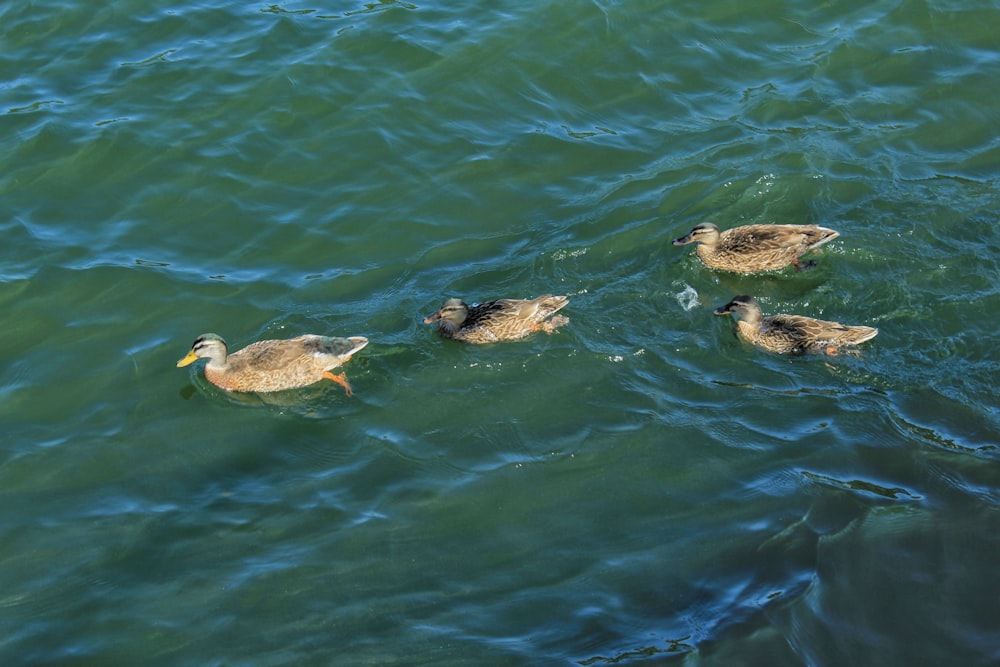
424, 295, 569, 344
177, 333, 368, 394
673, 222, 839, 273
714, 295, 877, 355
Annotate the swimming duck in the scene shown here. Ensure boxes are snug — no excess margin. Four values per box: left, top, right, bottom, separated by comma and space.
673, 222, 839, 273
423, 295, 569, 344
713, 295, 878, 355
177, 333, 368, 394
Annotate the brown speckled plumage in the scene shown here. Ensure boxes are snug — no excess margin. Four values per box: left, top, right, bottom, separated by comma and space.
713, 295, 878, 355
423, 295, 569, 344
673, 222, 839, 273
177, 333, 368, 394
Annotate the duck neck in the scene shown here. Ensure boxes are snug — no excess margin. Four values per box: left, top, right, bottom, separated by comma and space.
438, 319, 462, 336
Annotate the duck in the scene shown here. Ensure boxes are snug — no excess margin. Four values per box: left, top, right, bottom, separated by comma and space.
177, 332, 369, 394
423, 295, 569, 344
673, 222, 839, 273
713, 295, 878, 355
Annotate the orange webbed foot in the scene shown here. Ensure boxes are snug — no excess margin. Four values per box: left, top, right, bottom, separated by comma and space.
541, 315, 570, 334
322, 371, 353, 396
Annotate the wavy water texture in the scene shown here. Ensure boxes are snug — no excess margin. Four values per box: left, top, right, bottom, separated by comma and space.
1, 0, 999, 664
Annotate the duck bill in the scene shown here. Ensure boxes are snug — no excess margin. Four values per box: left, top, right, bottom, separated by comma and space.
672, 234, 693, 246
176, 350, 200, 367
713, 306, 733, 316
422, 312, 442, 324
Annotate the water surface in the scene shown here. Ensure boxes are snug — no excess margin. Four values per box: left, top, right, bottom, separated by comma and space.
2, 0, 999, 664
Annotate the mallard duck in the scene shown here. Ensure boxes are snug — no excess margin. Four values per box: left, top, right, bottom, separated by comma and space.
673, 222, 839, 273
423, 295, 569, 344
713, 295, 878, 355
177, 333, 368, 394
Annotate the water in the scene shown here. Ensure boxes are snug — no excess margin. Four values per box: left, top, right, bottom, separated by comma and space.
2, 0, 998, 664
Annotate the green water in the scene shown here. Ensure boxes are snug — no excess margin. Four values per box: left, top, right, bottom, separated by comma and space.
2, 0, 998, 664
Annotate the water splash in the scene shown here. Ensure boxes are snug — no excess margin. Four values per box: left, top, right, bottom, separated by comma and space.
673, 281, 700, 311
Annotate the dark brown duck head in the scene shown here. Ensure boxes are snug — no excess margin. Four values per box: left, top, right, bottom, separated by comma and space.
423, 298, 469, 327
713, 295, 764, 325
673, 222, 721, 247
